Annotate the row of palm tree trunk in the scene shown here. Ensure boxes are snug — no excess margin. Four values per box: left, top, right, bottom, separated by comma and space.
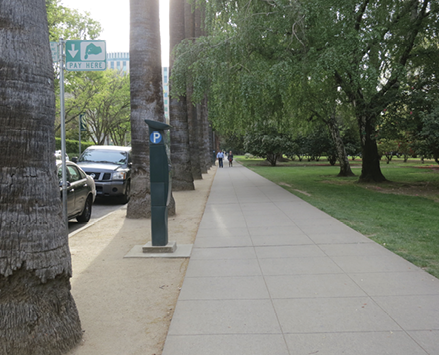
170, 0, 214, 188
127, 0, 214, 219
0, 0, 214, 352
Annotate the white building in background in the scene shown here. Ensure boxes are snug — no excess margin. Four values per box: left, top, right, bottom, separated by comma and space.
162, 67, 169, 122
107, 52, 130, 73
106, 52, 169, 122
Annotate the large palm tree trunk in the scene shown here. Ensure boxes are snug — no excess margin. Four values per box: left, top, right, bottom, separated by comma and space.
194, 6, 211, 173
184, 0, 202, 180
128, 0, 166, 218
0, 0, 82, 353
169, 0, 195, 191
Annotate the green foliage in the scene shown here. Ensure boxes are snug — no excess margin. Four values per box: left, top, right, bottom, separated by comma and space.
416, 104, 439, 163
55, 69, 131, 145
171, 0, 439, 181
342, 127, 362, 158
46, 0, 101, 42
244, 128, 294, 166
220, 134, 245, 155
46, 0, 130, 145
302, 128, 335, 163
55, 137, 94, 156
377, 139, 399, 164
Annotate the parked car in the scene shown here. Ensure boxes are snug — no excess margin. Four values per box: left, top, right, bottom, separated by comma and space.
55, 150, 69, 161
74, 145, 132, 203
57, 160, 96, 223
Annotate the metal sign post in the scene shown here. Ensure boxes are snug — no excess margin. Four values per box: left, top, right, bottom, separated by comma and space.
79, 114, 86, 155
55, 39, 106, 230
59, 38, 68, 229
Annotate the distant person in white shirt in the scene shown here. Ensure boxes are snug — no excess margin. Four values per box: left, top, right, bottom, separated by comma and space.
216, 150, 224, 168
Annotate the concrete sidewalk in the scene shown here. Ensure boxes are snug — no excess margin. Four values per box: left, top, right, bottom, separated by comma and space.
162, 162, 439, 355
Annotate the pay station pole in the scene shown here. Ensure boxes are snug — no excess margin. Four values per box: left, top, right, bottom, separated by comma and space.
143, 120, 175, 253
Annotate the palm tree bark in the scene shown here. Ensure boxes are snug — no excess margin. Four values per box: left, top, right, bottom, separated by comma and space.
169, 0, 195, 190
200, 96, 212, 171
196, 103, 208, 174
128, 0, 169, 218
194, 6, 208, 174
195, 6, 212, 172
0, 0, 82, 353
185, 0, 202, 179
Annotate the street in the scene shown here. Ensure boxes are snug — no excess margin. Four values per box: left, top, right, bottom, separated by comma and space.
68, 198, 124, 234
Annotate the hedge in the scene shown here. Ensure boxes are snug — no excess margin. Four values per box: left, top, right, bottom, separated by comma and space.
55, 138, 94, 157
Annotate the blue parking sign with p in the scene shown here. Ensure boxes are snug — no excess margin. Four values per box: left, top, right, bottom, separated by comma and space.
150, 131, 162, 144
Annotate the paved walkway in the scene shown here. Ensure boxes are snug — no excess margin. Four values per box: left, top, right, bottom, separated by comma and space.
162, 163, 439, 355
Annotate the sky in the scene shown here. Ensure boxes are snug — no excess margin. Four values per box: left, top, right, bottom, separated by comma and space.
60, 0, 170, 66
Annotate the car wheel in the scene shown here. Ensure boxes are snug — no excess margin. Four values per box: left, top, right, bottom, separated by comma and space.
77, 195, 93, 223
120, 180, 131, 204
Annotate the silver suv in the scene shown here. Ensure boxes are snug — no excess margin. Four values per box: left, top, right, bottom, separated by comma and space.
75, 145, 132, 203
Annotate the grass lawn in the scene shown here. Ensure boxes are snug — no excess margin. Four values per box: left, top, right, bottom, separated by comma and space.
236, 156, 439, 278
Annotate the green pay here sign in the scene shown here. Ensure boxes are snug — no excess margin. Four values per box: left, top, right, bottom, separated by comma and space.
65, 40, 107, 71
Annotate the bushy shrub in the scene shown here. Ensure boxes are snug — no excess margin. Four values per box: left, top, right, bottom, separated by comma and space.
244, 129, 293, 166
55, 138, 94, 157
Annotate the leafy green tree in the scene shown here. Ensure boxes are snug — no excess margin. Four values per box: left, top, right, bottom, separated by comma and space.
244, 128, 294, 166
54, 71, 130, 146
221, 134, 245, 155
46, 0, 106, 142
301, 0, 437, 181
303, 128, 334, 162
289, 135, 308, 162
73, 71, 131, 145
46, 0, 101, 42
379, 33, 439, 164
172, 0, 438, 182
171, 0, 356, 175
416, 105, 439, 163
377, 139, 399, 164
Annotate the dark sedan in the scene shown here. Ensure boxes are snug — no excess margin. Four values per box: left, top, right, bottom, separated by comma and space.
57, 160, 96, 223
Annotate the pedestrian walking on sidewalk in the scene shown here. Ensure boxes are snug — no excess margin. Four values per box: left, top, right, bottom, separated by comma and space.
216, 150, 224, 168
228, 151, 233, 167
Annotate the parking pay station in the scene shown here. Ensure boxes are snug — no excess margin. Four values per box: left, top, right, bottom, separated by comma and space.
144, 119, 174, 251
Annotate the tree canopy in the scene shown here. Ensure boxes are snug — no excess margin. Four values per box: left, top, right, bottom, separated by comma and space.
46, 0, 131, 148
46, 0, 101, 42
171, 0, 439, 180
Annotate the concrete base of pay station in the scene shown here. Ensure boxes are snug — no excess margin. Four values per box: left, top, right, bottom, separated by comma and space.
124, 242, 193, 258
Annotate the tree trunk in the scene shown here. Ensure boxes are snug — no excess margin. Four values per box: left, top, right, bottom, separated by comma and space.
209, 124, 215, 166
169, 0, 195, 191
357, 114, 387, 182
0, 1, 82, 353
201, 96, 212, 169
128, 0, 164, 218
196, 103, 208, 174
326, 115, 355, 177
185, 0, 203, 180
194, 6, 209, 174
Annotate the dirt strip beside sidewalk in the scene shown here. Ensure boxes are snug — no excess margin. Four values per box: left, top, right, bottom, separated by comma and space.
67, 168, 216, 355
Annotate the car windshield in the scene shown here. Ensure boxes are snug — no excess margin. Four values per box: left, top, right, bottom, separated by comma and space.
79, 149, 127, 165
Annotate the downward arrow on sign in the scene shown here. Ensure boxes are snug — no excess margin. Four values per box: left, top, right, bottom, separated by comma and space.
68, 44, 79, 58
